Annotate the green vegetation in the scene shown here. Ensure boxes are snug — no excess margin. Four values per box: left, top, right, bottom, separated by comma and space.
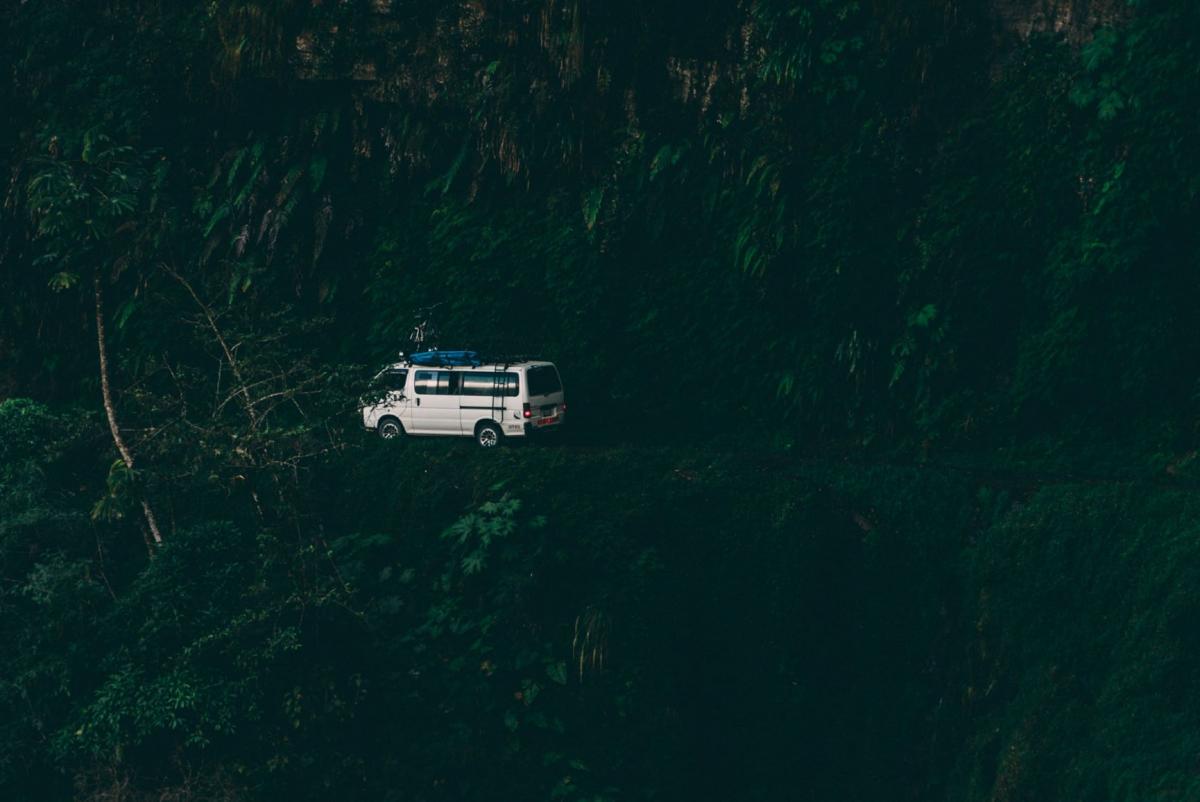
3, 1, 1200, 799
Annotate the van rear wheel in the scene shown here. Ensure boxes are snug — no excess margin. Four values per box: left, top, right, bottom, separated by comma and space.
377, 417, 404, 440
476, 422, 503, 449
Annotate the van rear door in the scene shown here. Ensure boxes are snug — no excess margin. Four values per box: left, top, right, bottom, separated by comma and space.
525, 364, 565, 428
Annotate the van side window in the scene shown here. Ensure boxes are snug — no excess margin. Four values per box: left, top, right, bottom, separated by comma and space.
460, 373, 489, 396
416, 370, 462, 395
527, 366, 561, 396
414, 370, 436, 395
461, 372, 520, 397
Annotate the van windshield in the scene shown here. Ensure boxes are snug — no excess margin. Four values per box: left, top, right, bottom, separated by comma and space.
526, 366, 561, 396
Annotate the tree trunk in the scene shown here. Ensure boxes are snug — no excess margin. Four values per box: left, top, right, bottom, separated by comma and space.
95, 275, 163, 546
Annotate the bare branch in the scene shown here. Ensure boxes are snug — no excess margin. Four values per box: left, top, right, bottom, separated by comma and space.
160, 261, 261, 429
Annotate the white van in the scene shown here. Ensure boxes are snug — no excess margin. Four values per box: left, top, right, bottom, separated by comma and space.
361, 355, 566, 448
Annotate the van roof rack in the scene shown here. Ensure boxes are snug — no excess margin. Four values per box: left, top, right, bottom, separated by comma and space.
486, 353, 541, 365
401, 349, 482, 368
397, 350, 545, 368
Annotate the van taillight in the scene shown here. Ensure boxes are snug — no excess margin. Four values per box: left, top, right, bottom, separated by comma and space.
523, 403, 531, 418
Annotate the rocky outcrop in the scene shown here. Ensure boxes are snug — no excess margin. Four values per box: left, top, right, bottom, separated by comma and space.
990, 0, 1129, 43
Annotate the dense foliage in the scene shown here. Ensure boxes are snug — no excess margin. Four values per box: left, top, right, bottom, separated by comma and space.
3, 0, 1200, 799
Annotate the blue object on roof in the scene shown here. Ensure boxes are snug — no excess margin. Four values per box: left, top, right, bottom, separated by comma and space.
407, 350, 482, 367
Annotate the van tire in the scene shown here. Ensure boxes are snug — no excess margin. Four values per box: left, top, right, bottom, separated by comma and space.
475, 421, 503, 449
377, 417, 404, 440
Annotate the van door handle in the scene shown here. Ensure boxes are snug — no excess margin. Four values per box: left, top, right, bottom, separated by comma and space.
416, 398, 421, 406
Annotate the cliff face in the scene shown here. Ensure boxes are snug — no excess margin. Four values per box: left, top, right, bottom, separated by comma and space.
293, 0, 1133, 86
991, 0, 1128, 42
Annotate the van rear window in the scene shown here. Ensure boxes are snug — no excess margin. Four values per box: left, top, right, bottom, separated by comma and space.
526, 366, 561, 396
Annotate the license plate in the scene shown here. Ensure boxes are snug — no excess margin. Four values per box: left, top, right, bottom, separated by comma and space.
537, 416, 559, 426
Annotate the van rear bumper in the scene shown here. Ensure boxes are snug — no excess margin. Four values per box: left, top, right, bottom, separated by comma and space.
523, 419, 565, 436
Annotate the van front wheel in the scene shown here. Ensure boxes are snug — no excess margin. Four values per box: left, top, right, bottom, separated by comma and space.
377, 417, 404, 440
476, 422, 503, 449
